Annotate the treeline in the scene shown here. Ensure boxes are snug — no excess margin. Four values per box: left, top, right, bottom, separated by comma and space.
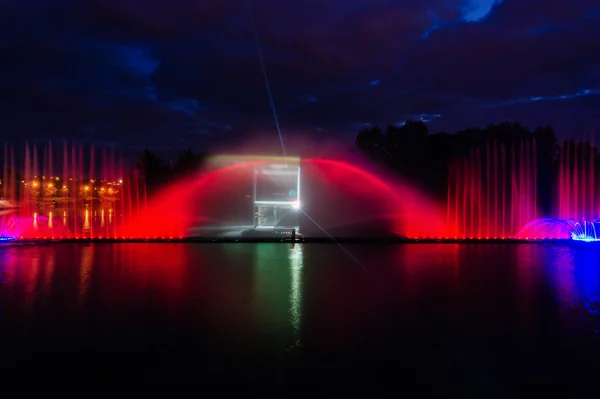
134, 120, 598, 208
356, 120, 584, 197
132, 148, 208, 195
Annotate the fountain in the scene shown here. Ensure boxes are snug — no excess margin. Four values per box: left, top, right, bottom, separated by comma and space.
519, 139, 600, 242
446, 139, 538, 239
2, 134, 600, 242
557, 140, 598, 220
119, 155, 447, 240
0, 214, 17, 241
570, 220, 600, 242
1, 141, 141, 240
445, 136, 600, 242
299, 158, 446, 238
0, 199, 17, 209
516, 218, 600, 242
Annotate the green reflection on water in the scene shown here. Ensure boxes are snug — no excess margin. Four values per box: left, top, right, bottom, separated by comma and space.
252, 243, 304, 349
289, 244, 303, 348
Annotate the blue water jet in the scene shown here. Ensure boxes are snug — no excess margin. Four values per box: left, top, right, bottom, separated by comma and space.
569, 220, 600, 242
518, 218, 600, 242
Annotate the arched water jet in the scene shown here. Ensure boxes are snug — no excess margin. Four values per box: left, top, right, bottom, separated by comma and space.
0, 214, 22, 241
300, 158, 446, 238
122, 156, 447, 239
517, 218, 600, 241
122, 160, 271, 238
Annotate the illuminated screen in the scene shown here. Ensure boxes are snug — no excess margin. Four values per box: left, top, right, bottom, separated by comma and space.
255, 170, 299, 202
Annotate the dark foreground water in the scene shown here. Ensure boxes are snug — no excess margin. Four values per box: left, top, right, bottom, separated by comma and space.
0, 243, 599, 394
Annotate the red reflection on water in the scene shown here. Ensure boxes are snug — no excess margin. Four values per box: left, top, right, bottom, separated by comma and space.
24, 253, 40, 313
393, 243, 461, 306
0, 244, 188, 324
389, 244, 545, 335
78, 245, 94, 309
515, 245, 542, 334
90, 245, 188, 317
42, 250, 56, 295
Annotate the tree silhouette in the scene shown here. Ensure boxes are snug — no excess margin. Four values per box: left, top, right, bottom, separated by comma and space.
354, 119, 563, 205
135, 150, 169, 195
172, 148, 207, 178
356, 126, 385, 159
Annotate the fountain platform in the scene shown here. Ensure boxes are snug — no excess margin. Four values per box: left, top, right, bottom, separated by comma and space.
1, 236, 589, 245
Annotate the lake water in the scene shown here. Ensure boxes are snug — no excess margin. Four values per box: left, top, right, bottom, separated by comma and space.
1, 242, 599, 394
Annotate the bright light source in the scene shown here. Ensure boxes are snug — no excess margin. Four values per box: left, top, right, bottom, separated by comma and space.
293, 201, 300, 210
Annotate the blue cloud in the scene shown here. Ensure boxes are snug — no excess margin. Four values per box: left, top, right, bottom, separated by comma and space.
396, 114, 442, 125
422, 1, 503, 38
116, 46, 160, 77
483, 88, 600, 108
461, 0, 503, 22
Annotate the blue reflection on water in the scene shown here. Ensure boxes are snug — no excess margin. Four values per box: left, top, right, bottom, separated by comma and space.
572, 247, 600, 318
547, 244, 600, 334
0, 250, 5, 313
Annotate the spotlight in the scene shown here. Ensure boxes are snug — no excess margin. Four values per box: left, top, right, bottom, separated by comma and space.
293, 201, 300, 210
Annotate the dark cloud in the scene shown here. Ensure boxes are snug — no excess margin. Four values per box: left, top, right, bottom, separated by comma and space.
1, 0, 599, 154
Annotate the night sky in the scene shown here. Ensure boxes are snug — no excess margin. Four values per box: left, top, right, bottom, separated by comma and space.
1, 1, 599, 154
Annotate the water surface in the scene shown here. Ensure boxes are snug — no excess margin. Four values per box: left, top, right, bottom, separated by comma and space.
0, 243, 599, 394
